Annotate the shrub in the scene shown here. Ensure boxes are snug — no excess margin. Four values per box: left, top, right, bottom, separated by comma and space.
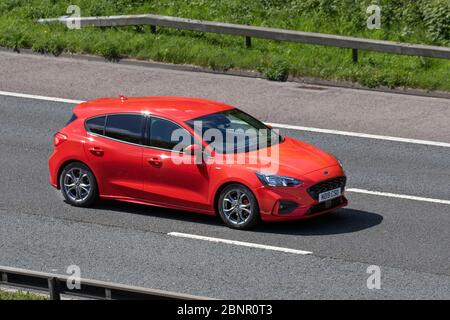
259, 57, 289, 81
421, 0, 450, 42
95, 39, 121, 61
0, 23, 29, 51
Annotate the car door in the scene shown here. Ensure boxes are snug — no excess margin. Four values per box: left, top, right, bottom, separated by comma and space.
84, 113, 145, 199
142, 116, 211, 211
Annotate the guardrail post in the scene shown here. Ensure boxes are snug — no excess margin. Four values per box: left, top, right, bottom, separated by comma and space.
1, 272, 7, 283
352, 48, 358, 63
105, 288, 112, 300
245, 36, 251, 48
48, 277, 61, 300
150, 25, 156, 34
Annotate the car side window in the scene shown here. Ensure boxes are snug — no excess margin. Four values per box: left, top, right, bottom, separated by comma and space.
149, 117, 193, 151
104, 114, 144, 145
85, 116, 106, 135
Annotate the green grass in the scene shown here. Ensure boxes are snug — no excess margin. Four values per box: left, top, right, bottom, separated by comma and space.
0, 0, 450, 90
0, 290, 47, 300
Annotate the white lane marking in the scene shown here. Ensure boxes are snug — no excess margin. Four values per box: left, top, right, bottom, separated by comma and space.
346, 188, 450, 205
1, 90, 449, 148
0, 91, 83, 104
168, 232, 312, 255
267, 122, 450, 148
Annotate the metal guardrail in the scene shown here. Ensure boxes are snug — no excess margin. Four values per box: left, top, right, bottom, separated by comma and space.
38, 14, 450, 62
0, 266, 210, 300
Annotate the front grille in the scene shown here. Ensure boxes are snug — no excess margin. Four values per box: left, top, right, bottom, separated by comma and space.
307, 196, 345, 215
307, 176, 346, 201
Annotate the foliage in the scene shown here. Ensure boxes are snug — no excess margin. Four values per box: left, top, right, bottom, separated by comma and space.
0, 0, 449, 89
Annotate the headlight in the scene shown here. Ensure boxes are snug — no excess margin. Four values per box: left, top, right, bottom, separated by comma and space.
334, 156, 345, 174
332, 154, 343, 167
256, 172, 302, 187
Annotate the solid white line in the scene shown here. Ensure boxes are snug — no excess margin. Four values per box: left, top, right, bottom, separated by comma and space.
0, 90, 83, 104
267, 122, 450, 148
168, 232, 313, 255
346, 188, 450, 205
0, 90, 448, 148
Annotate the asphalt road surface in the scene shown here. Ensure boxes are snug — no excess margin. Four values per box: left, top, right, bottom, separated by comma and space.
0, 51, 449, 299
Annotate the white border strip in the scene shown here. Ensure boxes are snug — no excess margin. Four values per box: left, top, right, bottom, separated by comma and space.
168, 232, 312, 255
347, 188, 450, 205
1, 90, 448, 148
0, 91, 83, 104
267, 122, 450, 148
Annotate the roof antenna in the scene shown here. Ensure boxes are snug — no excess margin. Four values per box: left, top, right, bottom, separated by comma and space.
119, 95, 127, 102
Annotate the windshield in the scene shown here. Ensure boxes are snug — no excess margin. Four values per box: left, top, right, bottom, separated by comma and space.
186, 109, 283, 154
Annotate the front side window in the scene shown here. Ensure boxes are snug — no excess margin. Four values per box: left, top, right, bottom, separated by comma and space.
148, 117, 193, 151
104, 114, 144, 144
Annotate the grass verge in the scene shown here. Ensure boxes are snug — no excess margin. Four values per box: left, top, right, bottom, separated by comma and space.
0, 0, 449, 91
0, 289, 47, 300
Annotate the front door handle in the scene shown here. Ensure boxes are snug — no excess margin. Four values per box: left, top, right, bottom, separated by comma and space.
89, 147, 104, 156
147, 157, 162, 167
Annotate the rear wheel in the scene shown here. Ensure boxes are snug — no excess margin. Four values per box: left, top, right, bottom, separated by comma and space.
60, 162, 98, 207
217, 184, 260, 230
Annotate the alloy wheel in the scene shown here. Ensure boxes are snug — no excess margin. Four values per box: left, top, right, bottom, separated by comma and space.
63, 167, 92, 202
222, 188, 253, 225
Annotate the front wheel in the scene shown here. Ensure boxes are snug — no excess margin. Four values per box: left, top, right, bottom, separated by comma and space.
59, 162, 98, 207
217, 184, 260, 230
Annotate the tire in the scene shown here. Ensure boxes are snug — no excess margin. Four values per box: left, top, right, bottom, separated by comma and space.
59, 162, 98, 207
217, 184, 260, 230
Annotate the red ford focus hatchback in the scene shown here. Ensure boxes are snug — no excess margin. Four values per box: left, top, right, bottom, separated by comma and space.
49, 96, 347, 229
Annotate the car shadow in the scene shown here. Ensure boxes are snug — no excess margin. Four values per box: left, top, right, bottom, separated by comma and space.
92, 200, 383, 236
253, 208, 383, 236
93, 199, 223, 227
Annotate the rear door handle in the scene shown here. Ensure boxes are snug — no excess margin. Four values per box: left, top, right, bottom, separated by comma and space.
89, 147, 104, 156
147, 157, 162, 167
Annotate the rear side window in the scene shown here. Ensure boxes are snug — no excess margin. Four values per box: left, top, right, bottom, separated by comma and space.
105, 114, 144, 145
149, 117, 193, 151
86, 116, 106, 135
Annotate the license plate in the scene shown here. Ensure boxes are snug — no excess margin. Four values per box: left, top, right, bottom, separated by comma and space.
318, 188, 341, 202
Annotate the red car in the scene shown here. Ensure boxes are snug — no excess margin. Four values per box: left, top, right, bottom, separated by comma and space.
49, 96, 347, 229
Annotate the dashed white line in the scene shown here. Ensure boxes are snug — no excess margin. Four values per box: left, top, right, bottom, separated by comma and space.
346, 188, 450, 205
167, 232, 313, 255
267, 122, 450, 148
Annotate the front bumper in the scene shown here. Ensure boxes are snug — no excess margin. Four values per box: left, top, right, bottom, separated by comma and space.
255, 165, 348, 222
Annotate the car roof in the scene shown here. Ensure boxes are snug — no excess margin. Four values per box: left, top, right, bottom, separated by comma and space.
73, 96, 234, 121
